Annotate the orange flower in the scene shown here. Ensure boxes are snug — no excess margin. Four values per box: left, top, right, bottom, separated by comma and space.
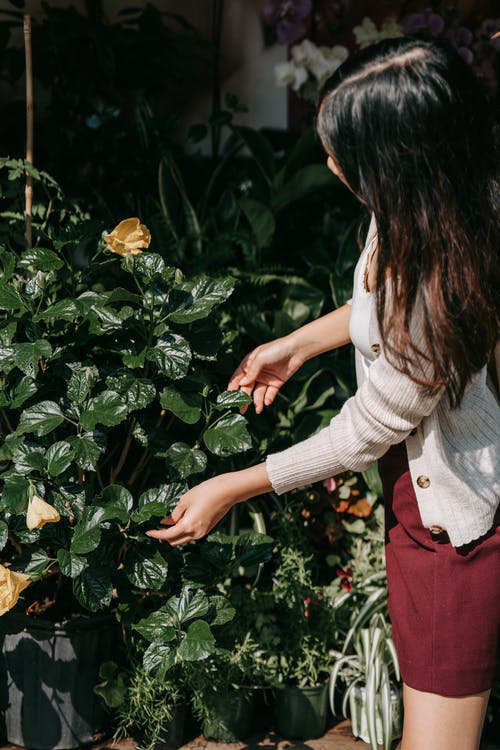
104, 218, 151, 256
0, 565, 31, 616
26, 495, 60, 531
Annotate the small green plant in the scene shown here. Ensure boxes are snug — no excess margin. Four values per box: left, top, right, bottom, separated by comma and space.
329, 613, 402, 750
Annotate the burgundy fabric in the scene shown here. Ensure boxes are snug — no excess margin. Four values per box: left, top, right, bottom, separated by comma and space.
378, 440, 500, 696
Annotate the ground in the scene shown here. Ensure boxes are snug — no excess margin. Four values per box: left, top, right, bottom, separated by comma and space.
1, 720, 499, 750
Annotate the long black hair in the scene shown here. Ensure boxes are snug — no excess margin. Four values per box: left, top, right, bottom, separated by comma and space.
317, 36, 499, 408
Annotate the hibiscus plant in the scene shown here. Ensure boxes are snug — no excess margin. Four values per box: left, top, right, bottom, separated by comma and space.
0, 161, 270, 646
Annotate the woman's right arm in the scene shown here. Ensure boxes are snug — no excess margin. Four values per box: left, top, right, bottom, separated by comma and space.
228, 302, 352, 413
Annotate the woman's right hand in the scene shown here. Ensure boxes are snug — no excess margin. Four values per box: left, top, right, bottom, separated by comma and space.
227, 335, 305, 414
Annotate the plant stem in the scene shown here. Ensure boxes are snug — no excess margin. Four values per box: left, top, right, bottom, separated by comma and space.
24, 14, 34, 250
127, 409, 167, 486
0, 408, 14, 433
110, 418, 136, 484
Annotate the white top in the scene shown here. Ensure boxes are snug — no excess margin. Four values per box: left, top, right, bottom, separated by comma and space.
266, 215, 500, 547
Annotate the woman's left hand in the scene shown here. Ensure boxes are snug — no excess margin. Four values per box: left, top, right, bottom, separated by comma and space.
146, 463, 272, 547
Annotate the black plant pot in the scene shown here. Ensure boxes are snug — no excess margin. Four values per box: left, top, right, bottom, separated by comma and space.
155, 702, 188, 750
0, 612, 118, 750
274, 681, 329, 740
202, 687, 257, 743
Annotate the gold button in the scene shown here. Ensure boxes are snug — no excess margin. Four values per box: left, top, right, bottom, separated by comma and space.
416, 475, 430, 489
370, 343, 381, 354
409, 428, 417, 436
429, 525, 445, 536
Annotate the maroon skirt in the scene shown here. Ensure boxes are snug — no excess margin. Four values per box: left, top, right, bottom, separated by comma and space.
378, 440, 500, 697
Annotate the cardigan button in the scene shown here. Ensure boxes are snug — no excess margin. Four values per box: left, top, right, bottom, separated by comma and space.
429, 525, 445, 536
416, 475, 431, 489
370, 343, 381, 355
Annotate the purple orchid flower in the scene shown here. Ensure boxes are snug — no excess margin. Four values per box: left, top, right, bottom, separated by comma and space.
264, 0, 312, 45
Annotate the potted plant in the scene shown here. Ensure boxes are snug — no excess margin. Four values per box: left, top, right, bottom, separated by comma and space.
329, 613, 403, 750
0, 161, 265, 748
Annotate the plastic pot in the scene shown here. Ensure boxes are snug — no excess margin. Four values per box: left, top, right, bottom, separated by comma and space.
155, 702, 188, 750
349, 683, 403, 744
275, 681, 329, 740
202, 687, 257, 742
0, 612, 118, 750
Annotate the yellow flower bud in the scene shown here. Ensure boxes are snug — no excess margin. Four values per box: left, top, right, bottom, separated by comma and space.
26, 495, 61, 531
103, 218, 151, 256
0, 565, 31, 616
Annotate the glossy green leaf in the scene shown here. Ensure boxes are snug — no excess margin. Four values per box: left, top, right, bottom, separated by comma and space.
134, 612, 177, 642
10, 376, 38, 409
147, 334, 191, 380
0, 521, 8, 551
235, 532, 274, 568
143, 641, 176, 677
12, 442, 45, 474
94, 661, 127, 709
0, 282, 27, 310
70, 507, 106, 555
80, 390, 128, 430
73, 565, 113, 611
46, 441, 76, 476
208, 595, 236, 626
105, 372, 156, 410
57, 549, 86, 577
164, 442, 207, 480
131, 483, 185, 524
69, 430, 107, 471
159, 385, 202, 424
203, 414, 251, 456
17, 400, 64, 436
0, 474, 30, 512
168, 277, 235, 324
13, 340, 52, 377
124, 548, 169, 590
215, 390, 253, 410
20, 247, 64, 271
177, 620, 215, 661
38, 298, 80, 321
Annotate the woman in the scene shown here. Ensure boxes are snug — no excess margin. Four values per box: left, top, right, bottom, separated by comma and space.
148, 37, 500, 750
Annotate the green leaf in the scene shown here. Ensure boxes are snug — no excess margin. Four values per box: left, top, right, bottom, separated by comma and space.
80, 390, 128, 430
147, 334, 191, 380
203, 414, 251, 457
94, 661, 127, 709
46, 441, 76, 476
20, 550, 51, 576
100, 485, 133, 521
164, 442, 207, 480
10, 376, 38, 409
235, 533, 274, 567
70, 507, 106, 555
0, 521, 8, 551
124, 548, 169, 591
271, 164, 336, 213
20, 247, 64, 271
131, 483, 185, 524
177, 620, 215, 662
57, 549, 86, 577
17, 400, 64, 436
168, 277, 235, 324
233, 126, 275, 182
173, 587, 210, 626
215, 390, 252, 410
0, 282, 27, 310
0, 475, 30, 512
159, 385, 202, 424
239, 198, 276, 248
130, 253, 166, 284
67, 370, 94, 405
208, 595, 236, 626
134, 612, 177, 642
73, 565, 113, 612
143, 641, 176, 677
12, 442, 45, 474
105, 372, 156, 410
13, 340, 52, 377
39, 298, 80, 321
69, 430, 107, 471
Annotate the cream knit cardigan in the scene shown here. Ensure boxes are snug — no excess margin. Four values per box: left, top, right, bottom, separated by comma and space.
266, 230, 500, 548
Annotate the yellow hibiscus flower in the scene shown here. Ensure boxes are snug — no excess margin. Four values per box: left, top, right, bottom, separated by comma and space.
26, 495, 61, 531
0, 565, 31, 616
103, 218, 151, 256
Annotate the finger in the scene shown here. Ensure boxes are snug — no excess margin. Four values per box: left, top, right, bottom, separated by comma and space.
146, 523, 190, 543
168, 534, 195, 548
264, 385, 280, 406
253, 383, 268, 414
228, 354, 252, 390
